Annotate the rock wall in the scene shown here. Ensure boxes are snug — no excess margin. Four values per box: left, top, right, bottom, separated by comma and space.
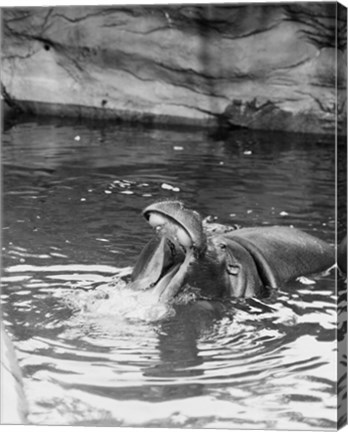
1, 3, 347, 135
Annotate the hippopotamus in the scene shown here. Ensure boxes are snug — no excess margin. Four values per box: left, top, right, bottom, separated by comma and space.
129, 201, 336, 303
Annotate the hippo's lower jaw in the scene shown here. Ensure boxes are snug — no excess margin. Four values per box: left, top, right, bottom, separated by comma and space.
128, 231, 197, 303
151, 247, 196, 302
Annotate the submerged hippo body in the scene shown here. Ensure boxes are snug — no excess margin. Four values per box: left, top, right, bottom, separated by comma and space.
129, 201, 335, 302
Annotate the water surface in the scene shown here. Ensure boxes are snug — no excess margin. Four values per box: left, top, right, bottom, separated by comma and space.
1, 117, 346, 428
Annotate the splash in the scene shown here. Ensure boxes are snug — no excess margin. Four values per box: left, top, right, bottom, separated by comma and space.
63, 273, 176, 324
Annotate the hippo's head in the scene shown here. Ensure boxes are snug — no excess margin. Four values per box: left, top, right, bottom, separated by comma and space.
129, 201, 207, 302
129, 201, 265, 302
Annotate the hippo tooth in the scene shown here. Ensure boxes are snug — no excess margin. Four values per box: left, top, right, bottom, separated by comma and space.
148, 212, 167, 228
176, 226, 193, 249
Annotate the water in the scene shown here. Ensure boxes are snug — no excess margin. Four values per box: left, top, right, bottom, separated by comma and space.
1, 117, 346, 428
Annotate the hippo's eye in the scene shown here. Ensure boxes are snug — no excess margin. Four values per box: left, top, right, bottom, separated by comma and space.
219, 243, 226, 250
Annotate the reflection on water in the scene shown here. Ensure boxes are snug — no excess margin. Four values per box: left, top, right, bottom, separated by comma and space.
1, 117, 346, 428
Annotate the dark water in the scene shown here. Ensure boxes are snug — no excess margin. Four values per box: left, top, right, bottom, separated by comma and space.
1, 118, 346, 428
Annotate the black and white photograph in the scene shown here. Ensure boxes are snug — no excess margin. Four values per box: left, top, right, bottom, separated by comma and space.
1, 0, 347, 429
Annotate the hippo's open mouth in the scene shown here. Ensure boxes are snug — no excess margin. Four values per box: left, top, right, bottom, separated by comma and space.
129, 201, 204, 302
147, 240, 193, 302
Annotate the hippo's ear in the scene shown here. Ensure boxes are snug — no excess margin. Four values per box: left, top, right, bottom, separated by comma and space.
219, 239, 263, 298
130, 236, 172, 289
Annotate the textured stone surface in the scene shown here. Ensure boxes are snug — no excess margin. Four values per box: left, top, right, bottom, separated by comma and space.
1, 3, 347, 134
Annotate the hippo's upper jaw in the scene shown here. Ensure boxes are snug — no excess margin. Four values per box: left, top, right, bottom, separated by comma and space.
142, 201, 206, 253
